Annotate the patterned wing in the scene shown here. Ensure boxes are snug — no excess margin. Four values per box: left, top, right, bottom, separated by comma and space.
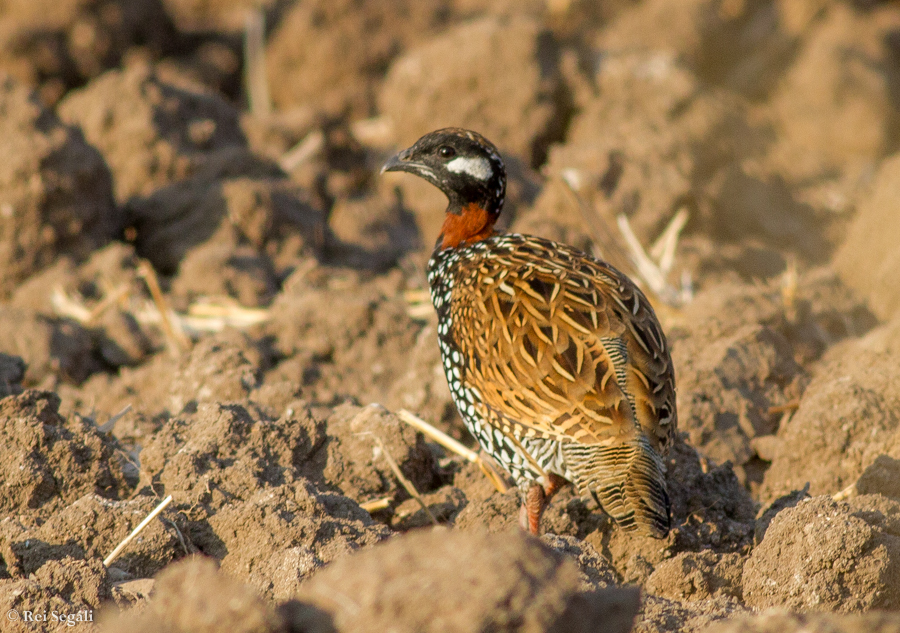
450, 236, 677, 454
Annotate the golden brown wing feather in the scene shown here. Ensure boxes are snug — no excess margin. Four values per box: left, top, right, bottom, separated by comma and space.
450, 236, 677, 454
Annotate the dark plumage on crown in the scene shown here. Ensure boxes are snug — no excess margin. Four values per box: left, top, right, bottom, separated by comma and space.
382, 128, 506, 216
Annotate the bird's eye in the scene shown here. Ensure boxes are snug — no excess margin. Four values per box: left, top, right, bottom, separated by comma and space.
438, 146, 456, 159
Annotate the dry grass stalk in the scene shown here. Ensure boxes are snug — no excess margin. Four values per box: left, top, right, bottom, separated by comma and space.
650, 207, 689, 276
103, 495, 173, 567
398, 409, 478, 461
280, 129, 324, 172
616, 213, 692, 306
476, 457, 511, 494
373, 437, 438, 525
560, 169, 636, 276
403, 289, 433, 319
397, 409, 509, 493
137, 261, 191, 353
767, 400, 800, 415
359, 497, 392, 513
616, 213, 669, 294
54, 270, 258, 346
781, 257, 799, 322
51, 288, 93, 323
403, 289, 431, 303
350, 116, 393, 147
51, 283, 130, 326
833, 483, 857, 502
182, 297, 270, 330
98, 404, 132, 434
87, 284, 131, 325
132, 297, 270, 338
560, 169, 693, 307
163, 518, 191, 557
244, 8, 271, 117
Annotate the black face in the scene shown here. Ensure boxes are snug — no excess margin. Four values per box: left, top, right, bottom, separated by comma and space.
382, 128, 507, 215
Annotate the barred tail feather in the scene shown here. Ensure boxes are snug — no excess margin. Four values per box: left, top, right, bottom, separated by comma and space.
562, 436, 671, 538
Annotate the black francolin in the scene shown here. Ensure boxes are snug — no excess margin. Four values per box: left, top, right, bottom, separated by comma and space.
382, 128, 677, 538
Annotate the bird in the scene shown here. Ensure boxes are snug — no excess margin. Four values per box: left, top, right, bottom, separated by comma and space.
382, 128, 677, 538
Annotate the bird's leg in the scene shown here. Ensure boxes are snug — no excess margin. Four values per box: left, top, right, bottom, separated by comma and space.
519, 482, 546, 535
518, 474, 569, 535
544, 472, 566, 501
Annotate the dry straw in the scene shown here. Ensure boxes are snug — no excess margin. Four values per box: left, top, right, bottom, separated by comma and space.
397, 409, 509, 494
103, 495, 173, 567
374, 436, 438, 526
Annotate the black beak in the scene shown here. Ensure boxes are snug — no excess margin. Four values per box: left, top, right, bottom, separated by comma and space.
380, 148, 414, 175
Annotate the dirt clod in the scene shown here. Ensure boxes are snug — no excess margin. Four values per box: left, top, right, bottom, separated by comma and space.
101, 557, 282, 633
743, 495, 900, 612
0, 75, 116, 298
0, 391, 131, 516
379, 15, 567, 167
294, 527, 641, 633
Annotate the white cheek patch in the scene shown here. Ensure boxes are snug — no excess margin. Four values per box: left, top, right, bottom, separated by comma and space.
446, 156, 493, 181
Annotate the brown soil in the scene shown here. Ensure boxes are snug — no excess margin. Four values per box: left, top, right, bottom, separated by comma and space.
2, 1, 900, 632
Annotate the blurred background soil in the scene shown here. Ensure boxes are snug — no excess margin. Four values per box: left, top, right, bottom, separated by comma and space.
2, 1, 900, 631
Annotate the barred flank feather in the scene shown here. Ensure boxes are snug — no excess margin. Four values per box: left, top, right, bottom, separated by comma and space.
562, 437, 670, 538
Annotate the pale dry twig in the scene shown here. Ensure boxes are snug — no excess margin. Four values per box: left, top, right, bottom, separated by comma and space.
244, 8, 271, 117
359, 497, 392, 513
372, 436, 438, 525
103, 495, 173, 567
397, 409, 509, 494
137, 261, 191, 354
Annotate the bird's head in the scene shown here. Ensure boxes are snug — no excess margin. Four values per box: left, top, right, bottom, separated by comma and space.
382, 128, 507, 250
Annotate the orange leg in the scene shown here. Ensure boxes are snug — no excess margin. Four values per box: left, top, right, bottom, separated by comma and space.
544, 473, 566, 500
520, 483, 545, 535
518, 474, 568, 535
